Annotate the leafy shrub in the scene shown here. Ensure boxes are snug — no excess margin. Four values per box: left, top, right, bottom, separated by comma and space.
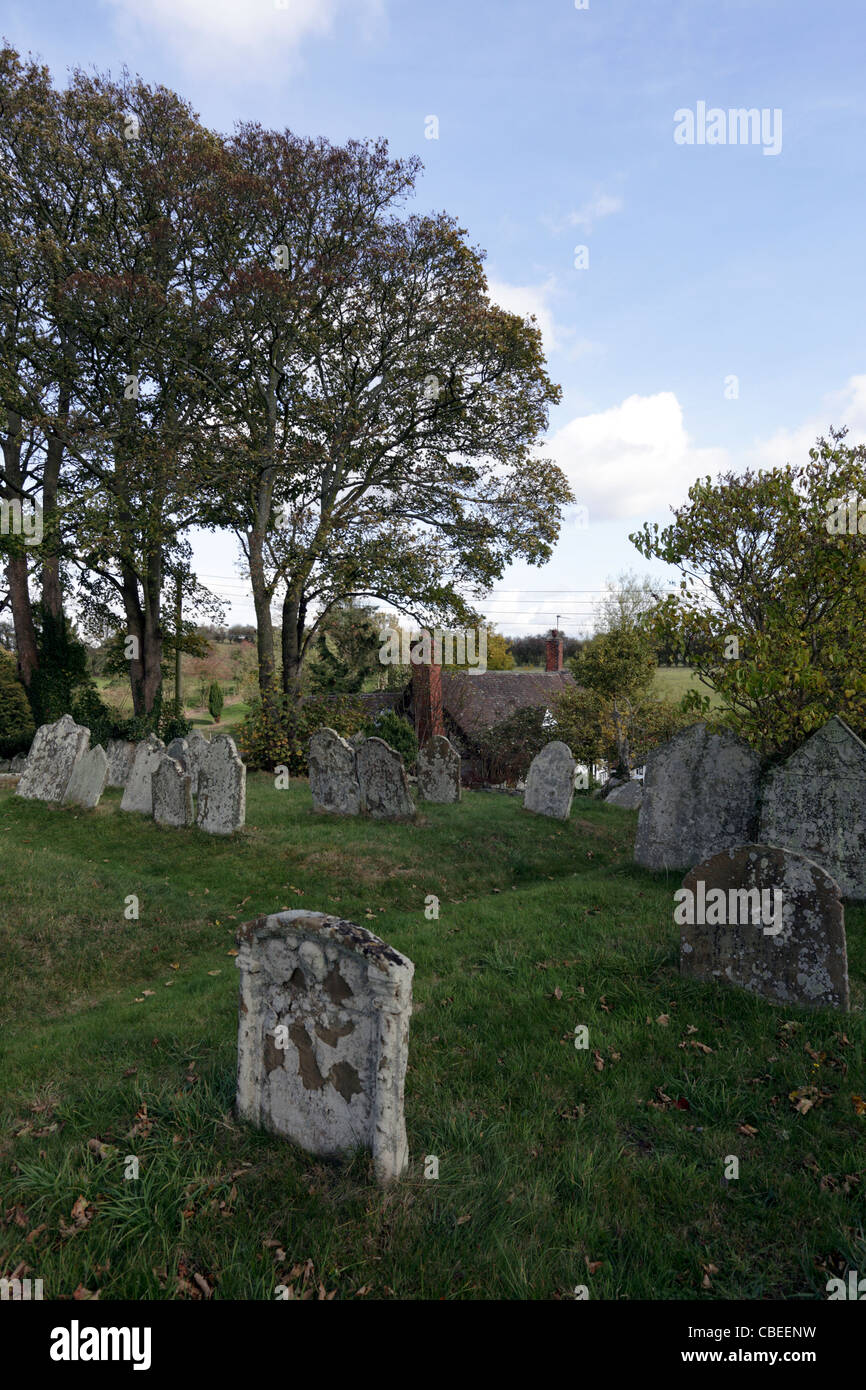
158, 699, 192, 743
0, 650, 35, 756
475, 705, 552, 783
237, 693, 368, 774
70, 685, 121, 748
363, 709, 418, 771
208, 681, 224, 722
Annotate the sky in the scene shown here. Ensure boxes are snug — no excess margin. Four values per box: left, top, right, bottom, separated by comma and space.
5, 0, 866, 636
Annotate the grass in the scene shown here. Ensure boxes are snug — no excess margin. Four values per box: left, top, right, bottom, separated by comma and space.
652, 665, 724, 708
0, 778, 863, 1301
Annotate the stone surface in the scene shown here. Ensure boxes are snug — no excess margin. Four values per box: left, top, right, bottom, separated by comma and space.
62, 744, 109, 809
236, 910, 414, 1183
105, 739, 136, 788
523, 740, 576, 820
634, 722, 761, 871
309, 728, 362, 815
416, 734, 461, 804
356, 737, 416, 820
120, 734, 166, 815
165, 737, 189, 770
16, 714, 90, 803
680, 844, 849, 1011
759, 716, 866, 901
152, 755, 195, 828
196, 734, 246, 834
185, 730, 209, 796
605, 779, 644, 809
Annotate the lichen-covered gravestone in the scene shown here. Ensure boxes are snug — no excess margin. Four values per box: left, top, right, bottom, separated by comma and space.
679, 844, 849, 1011
185, 729, 209, 796
120, 733, 166, 815
309, 727, 361, 815
62, 744, 109, 809
196, 734, 246, 834
152, 755, 194, 828
356, 737, 415, 820
236, 910, 414, 1184
634, 723, 761, 870
605, 779, 643, 810
759, 716, 866, 901
165, 737, 189, 770
523, 740, 576, 820
16, 714, 90, 803
105, 739, 137, 789
416, 734, 461, 804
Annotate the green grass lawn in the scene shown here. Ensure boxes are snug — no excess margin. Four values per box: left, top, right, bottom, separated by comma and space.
652, 665, 724, 708
0, 779, 863, 1301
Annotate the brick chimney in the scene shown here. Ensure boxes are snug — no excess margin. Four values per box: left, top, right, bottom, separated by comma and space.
545, 629, 563, 672
412, 661, 444, 746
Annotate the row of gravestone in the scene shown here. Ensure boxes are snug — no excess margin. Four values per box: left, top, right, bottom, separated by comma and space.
520, 739, 644, 818
14, 714, 245, 835
634, 717, 866, 902
308, 728, 461, 819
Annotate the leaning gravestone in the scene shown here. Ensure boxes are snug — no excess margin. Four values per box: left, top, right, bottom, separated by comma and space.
679, 844, 849, 1011
606, 779, 643, 810
236, 909, 414, 1184
356, 737, 415, 820
17, 714, 90, 803
523, 740, 576, 820
62, 744, 109, 809
185, 729, 209, 796
759, 716, 866, 901
416, 734, 461, 804
634, 723, 761, 871
309, 728, 361, 815
152, 755, 194, 828
196, 734, 246, 835
165, 736, 189, 770
120, 733, 166, 815
105, 739, 136, 788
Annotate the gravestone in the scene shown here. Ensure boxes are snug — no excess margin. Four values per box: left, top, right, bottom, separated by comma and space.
236, 910, 414, 1184
634, 723, 761, 871
606, 779, 643, 810
356, 737, 415, 820
759, 716, 866, 901
309, 728, 361, 815
679, 844, 849, 1011
185, 729, 209, 795
62, 744, 109, 809
523, 740, 576, 820
416, 734, 461, 804
196, 734, 246, 834
105, 739, 136, 788
16, 714, 90, 803
165, 737, 189, 771
152, 755, 194, 828
120, 734, 166, 815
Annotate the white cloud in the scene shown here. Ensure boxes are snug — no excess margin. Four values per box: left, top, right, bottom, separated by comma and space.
105, 0, 383, 72
566, 190, 624, 231
487, 276, 561, 353
750, 374, 866, 469
549, 391, 729, 521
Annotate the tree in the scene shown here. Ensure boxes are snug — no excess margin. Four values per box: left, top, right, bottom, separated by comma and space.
630, 431, 866, 756
569, 627, 656, 773
208, 680, 224, 723
594, 570, 661, 635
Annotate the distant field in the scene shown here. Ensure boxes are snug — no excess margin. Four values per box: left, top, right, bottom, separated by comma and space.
652, 666, 723, 709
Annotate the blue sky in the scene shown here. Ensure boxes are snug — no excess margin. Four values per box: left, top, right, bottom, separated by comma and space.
6, 0, 866, 634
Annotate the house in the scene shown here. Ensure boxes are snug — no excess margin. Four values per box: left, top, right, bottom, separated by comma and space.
360, 630, 577, 782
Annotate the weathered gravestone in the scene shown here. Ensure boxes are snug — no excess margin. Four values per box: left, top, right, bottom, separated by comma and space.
105, 739, 136, 789
17, 714, 90, 803
679, 844, 849, 1010
165, 737, 189, 770
235, 910, 414, 1184
634, 723, 761, 871
356, 737, 415, 820
606, 779, 643, 810
185, 730, 209, 796
62, 744, 109, 809
759, 716, 866, 901
309, 728, 361, 815
196, 734, 245, 835
416, 734, 461, 804
120, 734, 166, 815
523, 740, 576, 820
152, 755, 194, 828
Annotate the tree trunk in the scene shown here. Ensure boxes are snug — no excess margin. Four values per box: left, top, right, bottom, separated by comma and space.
248, 527, 278, 709
2, 412, 39, 687
41, 401, 67, 621
281, 584, 307, 705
